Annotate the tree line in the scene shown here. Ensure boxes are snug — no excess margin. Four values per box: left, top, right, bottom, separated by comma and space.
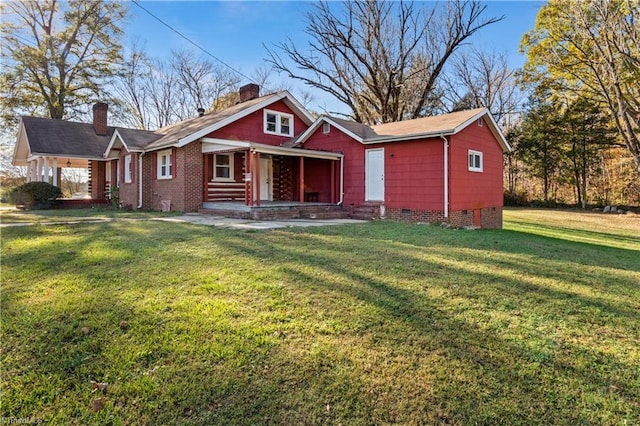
1, 0, 638, 206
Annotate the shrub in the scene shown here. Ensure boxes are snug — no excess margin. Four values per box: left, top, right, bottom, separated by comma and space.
503, 191, 529, 207
8, 182, 63, 209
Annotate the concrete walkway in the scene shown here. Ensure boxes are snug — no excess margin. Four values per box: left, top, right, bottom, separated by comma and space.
1, 213, 368, 230
153, 214, 367, 230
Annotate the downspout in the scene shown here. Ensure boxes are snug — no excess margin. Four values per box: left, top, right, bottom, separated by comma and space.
137, 152, 145, 209
441, 135, 449, 218
338, 155, 344, 205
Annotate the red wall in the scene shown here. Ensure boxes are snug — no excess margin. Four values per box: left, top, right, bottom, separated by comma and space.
302, 126, 366, 206
207, 100, 309, 146
303, 158, 332, 203
448, 122, 504, 210
374, 139, 445, 210
303, 118, 504, 213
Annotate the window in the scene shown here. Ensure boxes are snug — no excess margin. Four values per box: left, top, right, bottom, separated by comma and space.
214, 153, 234, 181
468, 150, 483, 172
264, 109, 294, 137
124, 155, 132, 183
477, 117, 483, 127
322, 122, 331, 134
157, 149, 172, 179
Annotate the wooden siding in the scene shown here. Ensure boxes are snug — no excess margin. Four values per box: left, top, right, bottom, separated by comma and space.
448, 122, 504, 211
372, 139, 445, 211
302, 127, 365, 206
206, 100, 309, 146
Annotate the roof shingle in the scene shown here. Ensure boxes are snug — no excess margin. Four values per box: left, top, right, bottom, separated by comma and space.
21, 116, 115, 158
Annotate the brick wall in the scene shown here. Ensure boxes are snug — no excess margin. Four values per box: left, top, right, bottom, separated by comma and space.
385, 206, 503, 228
143, 142, 203, 212
88, 160, 107, 200
183, 142, 204, 211
118, 154, 137, 209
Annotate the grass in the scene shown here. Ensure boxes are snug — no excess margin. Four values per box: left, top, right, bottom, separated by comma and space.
1, 208, 639, 425
0, 207, 179, 224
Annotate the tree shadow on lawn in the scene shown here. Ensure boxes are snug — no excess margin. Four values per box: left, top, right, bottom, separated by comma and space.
216, 231, 639, 424
2, 221, 639, 424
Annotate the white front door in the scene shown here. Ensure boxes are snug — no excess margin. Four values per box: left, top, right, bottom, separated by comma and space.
259, 156, 272, 201
365, 148, 385, 201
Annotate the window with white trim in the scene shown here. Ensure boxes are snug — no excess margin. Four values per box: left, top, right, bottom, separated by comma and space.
468, 150, 483, 172
322, 122, 331, 134
124, 155, 132, 183
264, 109, 294, 137
157, 149, 173, 179
214, 153, 234, 181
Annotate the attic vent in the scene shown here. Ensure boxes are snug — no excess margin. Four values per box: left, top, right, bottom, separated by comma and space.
477, 117, 483, 127
322, 122, 330, 134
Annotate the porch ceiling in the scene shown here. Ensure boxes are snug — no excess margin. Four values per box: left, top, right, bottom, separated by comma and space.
201, 138, 342, 160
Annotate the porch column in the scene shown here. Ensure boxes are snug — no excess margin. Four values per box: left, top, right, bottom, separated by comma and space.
43, 157, 50, 184
255, 151, 261, 207
203, 154, 210, 202
244, 149, 253, 206
52, 158, 58, 186
330, 160, 336, 204
27, 161, 34, 182
299, 156, 305, 203
36, 157, 43, 182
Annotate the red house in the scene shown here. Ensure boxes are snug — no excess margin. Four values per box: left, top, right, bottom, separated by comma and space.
12, 84, 510, 228
294, 109, 511, 228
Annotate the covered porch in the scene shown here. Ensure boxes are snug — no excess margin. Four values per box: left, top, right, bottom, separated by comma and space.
21, 155, 110, 202
201, 138, 344, 209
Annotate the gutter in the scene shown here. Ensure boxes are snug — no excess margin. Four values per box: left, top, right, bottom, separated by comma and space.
137, 152, 145, 209
441, 135, 449, 218
362, 130, 456, 145
338, 155, 344, 205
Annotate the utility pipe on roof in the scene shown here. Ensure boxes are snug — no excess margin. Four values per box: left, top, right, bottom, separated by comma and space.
137, 152, 145, 209
441, 135, 449, 218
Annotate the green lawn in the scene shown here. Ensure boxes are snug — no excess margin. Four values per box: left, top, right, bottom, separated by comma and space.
1, 208, 639, 425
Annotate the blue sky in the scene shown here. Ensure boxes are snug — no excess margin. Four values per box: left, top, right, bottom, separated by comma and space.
126, 1, 545, 113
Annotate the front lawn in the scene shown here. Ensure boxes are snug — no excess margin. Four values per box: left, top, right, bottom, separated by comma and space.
1, 209, 638, 425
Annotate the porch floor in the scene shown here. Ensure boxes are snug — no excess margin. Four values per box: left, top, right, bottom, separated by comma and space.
202, 201, 334, 212
200, 201, 350, 220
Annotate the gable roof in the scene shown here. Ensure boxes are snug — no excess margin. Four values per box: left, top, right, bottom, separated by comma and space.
14, 90, 318, 165
294, 108, 511, 152
143, 91, 315, 151
103, 128, 158, 157
370, 108, 486, 138
18, 116, 115, 159
286, 115, 378, 148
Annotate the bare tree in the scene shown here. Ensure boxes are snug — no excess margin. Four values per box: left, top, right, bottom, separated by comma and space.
61, 168, 86, 197
266, 0, 502, 124
440, 48, 522, 126
170, 50, 240, 119
113, 48, 241, 130
112, 44, 153, 130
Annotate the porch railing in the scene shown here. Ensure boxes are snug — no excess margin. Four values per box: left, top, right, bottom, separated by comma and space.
207, 181, 245, 201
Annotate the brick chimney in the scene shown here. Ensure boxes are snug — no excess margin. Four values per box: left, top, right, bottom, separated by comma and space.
239, 84, 260, 103
92, 102, 108, 135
